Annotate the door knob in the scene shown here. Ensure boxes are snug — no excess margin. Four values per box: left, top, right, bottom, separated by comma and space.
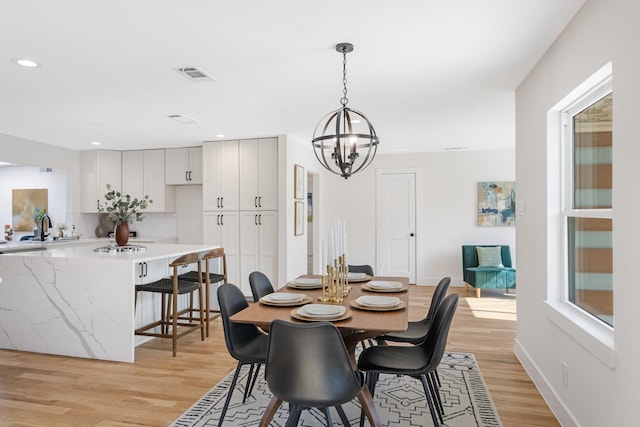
410, 233, 415, 237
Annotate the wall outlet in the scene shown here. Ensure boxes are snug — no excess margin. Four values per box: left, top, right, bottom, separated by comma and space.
561, 361, 569, 388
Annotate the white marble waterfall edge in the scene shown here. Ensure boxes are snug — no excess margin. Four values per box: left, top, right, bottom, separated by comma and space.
0, 242, 217, 363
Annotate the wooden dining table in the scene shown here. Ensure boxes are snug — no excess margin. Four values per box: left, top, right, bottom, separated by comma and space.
230, 274, 410, 427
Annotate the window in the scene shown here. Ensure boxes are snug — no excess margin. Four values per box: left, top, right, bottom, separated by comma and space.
563, 89, 613, 326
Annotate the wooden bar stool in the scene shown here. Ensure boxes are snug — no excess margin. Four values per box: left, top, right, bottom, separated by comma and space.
135, 252, 205, 356
178, 247, 227, 337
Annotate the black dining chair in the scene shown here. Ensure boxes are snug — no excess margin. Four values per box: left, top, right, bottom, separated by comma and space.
259, 319, 380, 427
249, 271, 275, 303
358, 293, 459, 427
377, 276, 451, 345
348, 264, 374, 276
217, 283, 269, 427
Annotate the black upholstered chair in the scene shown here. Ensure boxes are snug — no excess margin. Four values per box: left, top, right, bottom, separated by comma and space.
377, 276, 451, 345
134, 252, 205, 357
217, 283, 268, 427
259, 320, 380, 427
249, 271, 275, 303
358, 293, 459, 427
348, 264, 374, 276
178, 247, 227, 336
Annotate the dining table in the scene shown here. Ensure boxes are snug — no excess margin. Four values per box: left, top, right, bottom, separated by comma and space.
230, 274, 410, 427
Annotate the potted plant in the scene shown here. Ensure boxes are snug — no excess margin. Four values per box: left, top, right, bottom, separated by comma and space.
32, 207, 47, 237
99, 184, 153, 246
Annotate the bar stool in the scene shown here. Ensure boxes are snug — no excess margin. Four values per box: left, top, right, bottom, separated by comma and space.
178, 247, 227, 337
134, 252, 205, 356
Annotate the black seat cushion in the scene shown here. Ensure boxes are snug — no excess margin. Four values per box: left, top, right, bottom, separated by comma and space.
136, 278, 200, 295
178, 270, 225, 284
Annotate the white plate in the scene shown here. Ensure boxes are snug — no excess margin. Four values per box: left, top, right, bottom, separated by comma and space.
348, 272, 367, 280
263, 293, 305, 303
298, 304, 346, 318
293, 277, 322, 286
355, 296, 401, 308
367, 280, 403, 290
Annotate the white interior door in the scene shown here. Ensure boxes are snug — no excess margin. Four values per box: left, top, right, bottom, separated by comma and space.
377, 170, 417, 283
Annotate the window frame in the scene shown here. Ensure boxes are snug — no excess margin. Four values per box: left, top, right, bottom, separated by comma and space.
545, 62, 616, 368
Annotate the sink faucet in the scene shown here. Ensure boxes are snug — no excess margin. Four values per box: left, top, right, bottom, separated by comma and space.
40, 214, 52, 241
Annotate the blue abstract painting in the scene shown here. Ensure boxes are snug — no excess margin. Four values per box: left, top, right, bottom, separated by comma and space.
477, 181, 515, 226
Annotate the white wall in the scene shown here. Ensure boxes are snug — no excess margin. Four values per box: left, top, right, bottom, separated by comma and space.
515, 1, 640, 425
321, 149, 516, 285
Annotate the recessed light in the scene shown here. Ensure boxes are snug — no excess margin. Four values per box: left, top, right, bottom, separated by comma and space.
11, 57, 41, 68
216, 134, 225, 138
91, 141, 101, 146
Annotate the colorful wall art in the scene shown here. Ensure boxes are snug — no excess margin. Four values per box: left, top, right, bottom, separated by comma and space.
477, 181, 515, 227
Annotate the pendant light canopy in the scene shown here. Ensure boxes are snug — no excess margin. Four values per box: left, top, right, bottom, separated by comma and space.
312, 43, 379, 179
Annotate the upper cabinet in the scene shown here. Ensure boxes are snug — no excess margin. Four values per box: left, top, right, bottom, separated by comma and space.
239, 138, 278, 211
202, 140, 239, 211
80, 150, 122, 212
122, 149, 175, 212
165, 146, 202, 185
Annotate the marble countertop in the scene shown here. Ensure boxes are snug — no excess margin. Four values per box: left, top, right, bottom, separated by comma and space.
0, 239, 214, 262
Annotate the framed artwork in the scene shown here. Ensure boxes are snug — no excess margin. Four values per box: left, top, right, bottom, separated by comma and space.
294, 164, 304, 200
477, 181, 516, 227
12, 188, 48, 231
294, 201, 304, 236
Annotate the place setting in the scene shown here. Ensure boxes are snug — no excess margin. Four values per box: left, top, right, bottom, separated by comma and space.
347, 271, 371, 282
259, 292, 312, 307
362, 280, 408, 293
290, 303, 353, 322
287, 277, 323, 290
350, 295, 407, 311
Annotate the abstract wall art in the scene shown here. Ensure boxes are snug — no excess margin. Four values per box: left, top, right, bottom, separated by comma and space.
477, 181, 515, 227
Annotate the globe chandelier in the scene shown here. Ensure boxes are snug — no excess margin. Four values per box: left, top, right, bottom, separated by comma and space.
312, 42, 380, 179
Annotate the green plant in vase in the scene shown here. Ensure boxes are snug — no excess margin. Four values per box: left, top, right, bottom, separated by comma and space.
32, 207, 48, 237
99, 184, 153, 245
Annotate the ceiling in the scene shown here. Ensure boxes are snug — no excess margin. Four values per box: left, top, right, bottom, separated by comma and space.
1, 1, 585, 155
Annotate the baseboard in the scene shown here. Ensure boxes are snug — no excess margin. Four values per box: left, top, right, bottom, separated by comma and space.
513, 339, 580, 427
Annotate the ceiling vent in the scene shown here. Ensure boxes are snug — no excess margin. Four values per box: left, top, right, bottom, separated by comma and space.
175, 66, 215, 82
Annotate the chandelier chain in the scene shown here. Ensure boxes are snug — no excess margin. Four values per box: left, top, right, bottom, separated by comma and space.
341, 48, 348, 106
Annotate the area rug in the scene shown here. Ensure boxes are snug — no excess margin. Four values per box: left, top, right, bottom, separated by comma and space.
172, 352, 502, 426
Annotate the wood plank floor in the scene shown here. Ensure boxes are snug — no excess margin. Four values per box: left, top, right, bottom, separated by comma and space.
0, 286, 559, 427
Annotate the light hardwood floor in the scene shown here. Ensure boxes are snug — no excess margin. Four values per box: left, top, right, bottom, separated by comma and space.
0, 286, 559, 427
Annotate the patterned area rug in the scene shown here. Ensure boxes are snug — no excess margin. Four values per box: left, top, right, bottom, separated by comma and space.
172, 352, 502, 426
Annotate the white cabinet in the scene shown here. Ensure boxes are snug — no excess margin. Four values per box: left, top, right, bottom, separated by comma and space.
165, 146, 202, 185
239, 138, 278, 211
122, 149, 175, 212
239, 210, 278, 294
80, 150, 122, 212
203, 211, 240, 289
203, 140, 239, 211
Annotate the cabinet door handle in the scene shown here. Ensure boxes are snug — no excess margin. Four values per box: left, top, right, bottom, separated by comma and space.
258, 196, 262, 208
221, 197, 224, 208
259, 214, 262, 225
185, 171, 189, 182
255, 196, 258, 208
216, 214, 220, 225
255, 214, 258, 225
138, 263, 144, 278
217, 197, 221, 208
97, 200, 100, 210
188, 171, 192, 181
221, 215, 224, 226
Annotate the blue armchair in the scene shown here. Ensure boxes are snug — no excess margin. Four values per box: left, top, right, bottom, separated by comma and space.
462, 245, 516, 298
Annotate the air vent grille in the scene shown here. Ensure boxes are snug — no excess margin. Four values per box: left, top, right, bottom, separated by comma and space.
176, 66, 215, 82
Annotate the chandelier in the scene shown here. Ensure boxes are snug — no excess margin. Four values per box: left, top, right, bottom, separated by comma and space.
312, 43, 380, 179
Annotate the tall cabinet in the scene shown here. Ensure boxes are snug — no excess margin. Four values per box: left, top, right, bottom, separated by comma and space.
203, 137, 278, 296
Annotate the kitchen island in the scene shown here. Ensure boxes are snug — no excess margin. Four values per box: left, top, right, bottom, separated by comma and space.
0, 241, 218, 362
